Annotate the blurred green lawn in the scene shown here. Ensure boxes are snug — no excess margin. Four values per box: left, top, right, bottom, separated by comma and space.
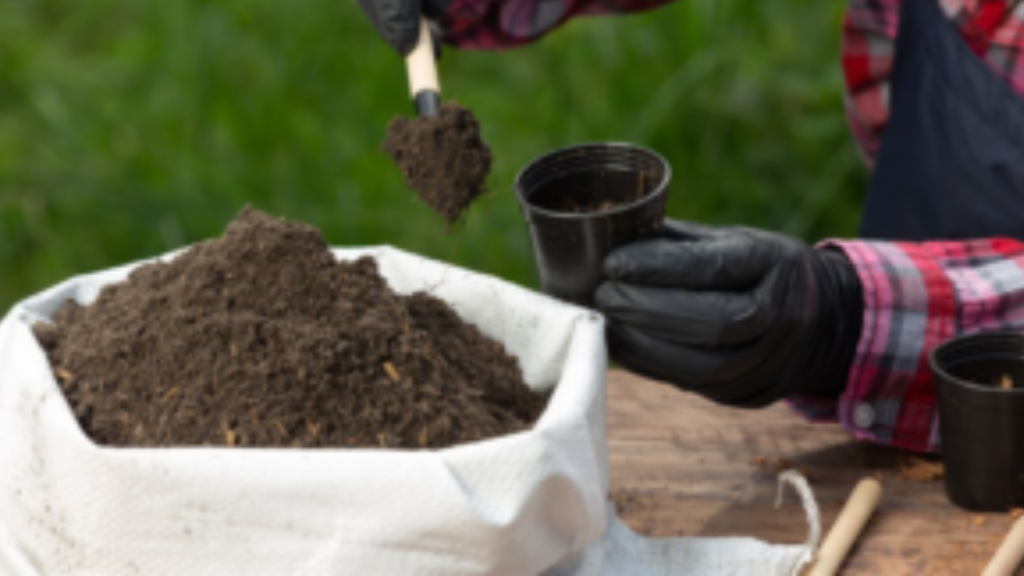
0, 0, 867, 310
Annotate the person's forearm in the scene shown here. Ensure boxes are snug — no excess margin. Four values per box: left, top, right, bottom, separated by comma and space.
440, 0, 683, 50
790, 237, 1024, 453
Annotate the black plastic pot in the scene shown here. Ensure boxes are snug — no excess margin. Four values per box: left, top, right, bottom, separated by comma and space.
931, 331, 1024, 511
514, 143, 671, 307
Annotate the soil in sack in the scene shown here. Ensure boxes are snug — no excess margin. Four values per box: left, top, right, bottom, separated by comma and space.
32, 207, 546, 449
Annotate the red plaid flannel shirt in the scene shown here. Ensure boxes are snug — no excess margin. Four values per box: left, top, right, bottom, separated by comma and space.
791, 239, 1024, 453
438, 0, 1024, 453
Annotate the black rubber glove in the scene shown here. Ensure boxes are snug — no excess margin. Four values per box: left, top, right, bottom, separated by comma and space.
355, 0, 449, 56
595, 220, 863, 408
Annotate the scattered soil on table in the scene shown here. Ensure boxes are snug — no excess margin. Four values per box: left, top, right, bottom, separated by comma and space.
608, 487, 698, 537
383, 102, 492, 225
610, 487, 664, 521
33, 207, 546, 449
898, 454, 944, 482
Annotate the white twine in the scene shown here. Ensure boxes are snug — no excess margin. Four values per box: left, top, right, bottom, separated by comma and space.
775, 469, 822, 573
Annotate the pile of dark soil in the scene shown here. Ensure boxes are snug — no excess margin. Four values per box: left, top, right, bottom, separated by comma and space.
33, 207, 545, 449
383, 102, 492, 225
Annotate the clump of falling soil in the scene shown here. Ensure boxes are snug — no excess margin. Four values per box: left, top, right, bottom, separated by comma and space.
383, 102, 492, 225
33, 207, 545, 449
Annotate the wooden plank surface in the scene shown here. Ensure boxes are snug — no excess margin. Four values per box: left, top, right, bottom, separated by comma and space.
606, 370, 1023, 575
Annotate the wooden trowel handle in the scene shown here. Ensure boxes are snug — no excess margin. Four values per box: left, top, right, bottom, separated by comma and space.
405, 17, 441, 117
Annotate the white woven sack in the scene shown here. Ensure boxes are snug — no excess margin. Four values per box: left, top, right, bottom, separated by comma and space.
0, 246, 818, 575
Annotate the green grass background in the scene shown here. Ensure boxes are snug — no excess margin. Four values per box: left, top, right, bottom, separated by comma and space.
0, 0, 868, 310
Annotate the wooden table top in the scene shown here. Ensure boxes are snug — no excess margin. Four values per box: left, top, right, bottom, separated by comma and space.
606, 371, 1022, 576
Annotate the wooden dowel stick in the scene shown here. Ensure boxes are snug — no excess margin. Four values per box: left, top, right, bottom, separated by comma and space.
983, 516, 1024, 576
405, 17, 439, 98
806, 478, 882, 576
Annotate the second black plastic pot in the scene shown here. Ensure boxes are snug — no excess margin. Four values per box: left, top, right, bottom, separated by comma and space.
931, 331, 1024, 511
514, 143, 671, 307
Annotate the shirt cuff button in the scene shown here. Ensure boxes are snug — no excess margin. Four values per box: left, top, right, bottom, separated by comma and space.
853, 402, 875, 429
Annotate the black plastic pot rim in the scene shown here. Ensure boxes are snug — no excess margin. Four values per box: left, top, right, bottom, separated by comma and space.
930, 330, 1024, 395
514, 142, 672, 222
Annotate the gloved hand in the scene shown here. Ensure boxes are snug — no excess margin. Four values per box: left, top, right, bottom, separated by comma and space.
355, 0, 449, 56
595, 220, 864, 408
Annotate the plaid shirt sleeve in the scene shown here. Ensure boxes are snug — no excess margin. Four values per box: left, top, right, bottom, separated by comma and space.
789, 238, 1024, 454
843, 0, 1024, 165
439, 0, 679, 49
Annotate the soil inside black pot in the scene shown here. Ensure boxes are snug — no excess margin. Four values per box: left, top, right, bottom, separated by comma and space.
948, 359, 1024, 390
527, 169, 659, 214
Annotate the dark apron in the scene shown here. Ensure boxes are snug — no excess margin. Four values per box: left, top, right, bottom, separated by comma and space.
860, 0, 1024, 241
